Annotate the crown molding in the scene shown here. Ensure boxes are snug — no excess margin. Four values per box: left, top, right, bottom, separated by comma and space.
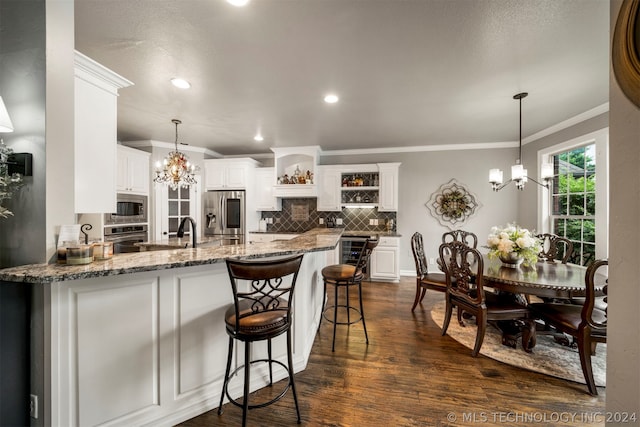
122, 140, 222, 157
523, 102, 609, 145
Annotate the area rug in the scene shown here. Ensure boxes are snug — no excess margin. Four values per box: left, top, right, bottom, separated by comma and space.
431, 301, 606, 387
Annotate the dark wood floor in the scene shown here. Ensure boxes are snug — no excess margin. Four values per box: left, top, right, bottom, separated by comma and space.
178, 276, 605, 426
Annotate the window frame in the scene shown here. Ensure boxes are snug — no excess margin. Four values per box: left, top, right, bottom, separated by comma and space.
537, 128, 609, 263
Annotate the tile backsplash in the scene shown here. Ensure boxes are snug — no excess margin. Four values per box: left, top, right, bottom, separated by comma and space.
259, 198, 396, 233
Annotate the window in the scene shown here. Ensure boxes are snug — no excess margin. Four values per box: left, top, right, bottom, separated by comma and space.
539, 129, 608, 266
550, 145, 596, 265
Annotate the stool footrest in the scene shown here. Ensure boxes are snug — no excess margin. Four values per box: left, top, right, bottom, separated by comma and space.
322, 305, 364, 325
223, 358, 292, 410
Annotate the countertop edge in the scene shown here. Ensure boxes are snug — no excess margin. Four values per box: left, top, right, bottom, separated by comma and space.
248, 229, 401, 237
0, 228, 342, 284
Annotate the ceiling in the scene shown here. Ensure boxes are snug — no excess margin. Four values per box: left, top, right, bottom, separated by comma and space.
74, 0, 610, 157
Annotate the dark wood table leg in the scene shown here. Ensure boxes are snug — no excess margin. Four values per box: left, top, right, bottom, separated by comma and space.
496, 319, 537, 352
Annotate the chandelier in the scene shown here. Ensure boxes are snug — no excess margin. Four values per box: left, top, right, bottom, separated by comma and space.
153, 119, 197, 190
489, 92, 553, 191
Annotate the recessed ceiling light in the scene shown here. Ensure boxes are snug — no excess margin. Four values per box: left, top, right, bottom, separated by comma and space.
170, 78, 191, 89
227, 0, 250, 6
254, 134, 264, 142
324, 94, 339, 104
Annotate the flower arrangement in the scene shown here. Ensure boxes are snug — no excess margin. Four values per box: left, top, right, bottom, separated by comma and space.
486, 223, 542, 266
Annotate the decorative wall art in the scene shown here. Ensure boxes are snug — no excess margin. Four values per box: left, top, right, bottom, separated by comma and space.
612, 0, 640, 108
290, 203, 310, 221
425, 179, 480, 229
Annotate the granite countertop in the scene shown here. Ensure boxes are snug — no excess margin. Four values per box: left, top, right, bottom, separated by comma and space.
339, 230, 402, 238
0, 228, 342, 284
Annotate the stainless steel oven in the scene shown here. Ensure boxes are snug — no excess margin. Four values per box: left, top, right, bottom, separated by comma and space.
105, 194, 148, 225
104, 224, 148, 253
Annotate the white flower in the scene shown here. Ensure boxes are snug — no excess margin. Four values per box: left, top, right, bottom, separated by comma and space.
497, 238, 514, 253
486, 223, 542, 266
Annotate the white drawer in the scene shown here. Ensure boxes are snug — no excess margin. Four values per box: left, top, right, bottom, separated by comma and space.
377, 236, 399, 247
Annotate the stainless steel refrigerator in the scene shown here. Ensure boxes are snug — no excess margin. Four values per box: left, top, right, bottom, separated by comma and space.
202, 190, 245, 245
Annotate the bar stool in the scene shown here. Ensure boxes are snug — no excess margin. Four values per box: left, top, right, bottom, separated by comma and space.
218, 254, 304, 426
319, 238, 378, 351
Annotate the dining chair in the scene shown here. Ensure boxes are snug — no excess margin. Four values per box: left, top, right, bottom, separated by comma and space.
439, 240, 531, 357
442, 230, 478, 248
410, 232, 447, 311
528, 259, 608, 395
537, 233, 574, 264
218, 254, 304, 426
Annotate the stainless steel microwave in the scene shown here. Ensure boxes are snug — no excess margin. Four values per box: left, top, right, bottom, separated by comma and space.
105, 193, 148, 225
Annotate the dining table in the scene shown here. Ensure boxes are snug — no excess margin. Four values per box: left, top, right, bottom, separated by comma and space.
481, 255, 606, 299
479, 255, 607, 351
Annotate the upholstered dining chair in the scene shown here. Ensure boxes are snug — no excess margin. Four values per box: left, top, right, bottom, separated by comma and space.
439, 240, 531, 357
410, 232, 447, 311
537, 233, 574, 264
528, 259, 608, 395
442, 230, 478, 248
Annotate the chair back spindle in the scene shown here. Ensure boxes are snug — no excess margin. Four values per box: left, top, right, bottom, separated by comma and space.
439, 240, 484, 306
442, 230, 478, 249
537, 233, 574, 264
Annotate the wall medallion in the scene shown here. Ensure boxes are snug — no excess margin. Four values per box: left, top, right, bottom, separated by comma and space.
426, 179, 480, 229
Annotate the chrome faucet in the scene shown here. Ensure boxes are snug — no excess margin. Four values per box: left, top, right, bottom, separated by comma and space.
177, 217, 197, 248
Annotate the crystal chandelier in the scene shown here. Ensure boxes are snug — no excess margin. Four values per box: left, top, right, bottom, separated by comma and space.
153, 119, 197, 190
489, 92, 553, 191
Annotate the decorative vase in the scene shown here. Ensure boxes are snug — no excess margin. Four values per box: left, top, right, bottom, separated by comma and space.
499, 252, 524, 268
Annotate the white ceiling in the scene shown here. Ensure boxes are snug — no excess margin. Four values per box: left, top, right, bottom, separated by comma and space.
74, 0, 610, 157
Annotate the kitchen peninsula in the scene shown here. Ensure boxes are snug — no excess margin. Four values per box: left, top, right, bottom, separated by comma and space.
0, 228, 341, 427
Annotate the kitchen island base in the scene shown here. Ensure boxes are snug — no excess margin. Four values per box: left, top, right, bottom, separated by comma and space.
44, 250, 327, 426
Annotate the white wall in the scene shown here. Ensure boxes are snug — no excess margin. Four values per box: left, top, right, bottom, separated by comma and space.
607, 0, 640, 418
44, 0, 76, 264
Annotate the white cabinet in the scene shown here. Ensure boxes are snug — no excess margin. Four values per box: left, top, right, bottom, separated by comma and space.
370, 236, 400, 282
117, 145, 150, 195
317, 166, 341, 212
377, 163, 400, 212
204, 158, 258, 190
271, 146, 319, 198
74, 51, 133, 213
320, 163, 399, 211
253, 168, 282, 211
46, 252, 326, 426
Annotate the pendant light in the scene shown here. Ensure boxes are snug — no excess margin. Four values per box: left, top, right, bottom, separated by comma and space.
489, 92, 553, 191
0, 96, 14, 132
153, 119, 197, 190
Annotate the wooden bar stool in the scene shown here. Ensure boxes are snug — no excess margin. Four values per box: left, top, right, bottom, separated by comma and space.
319, 238, 378, 351
218, 254, 304, 426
